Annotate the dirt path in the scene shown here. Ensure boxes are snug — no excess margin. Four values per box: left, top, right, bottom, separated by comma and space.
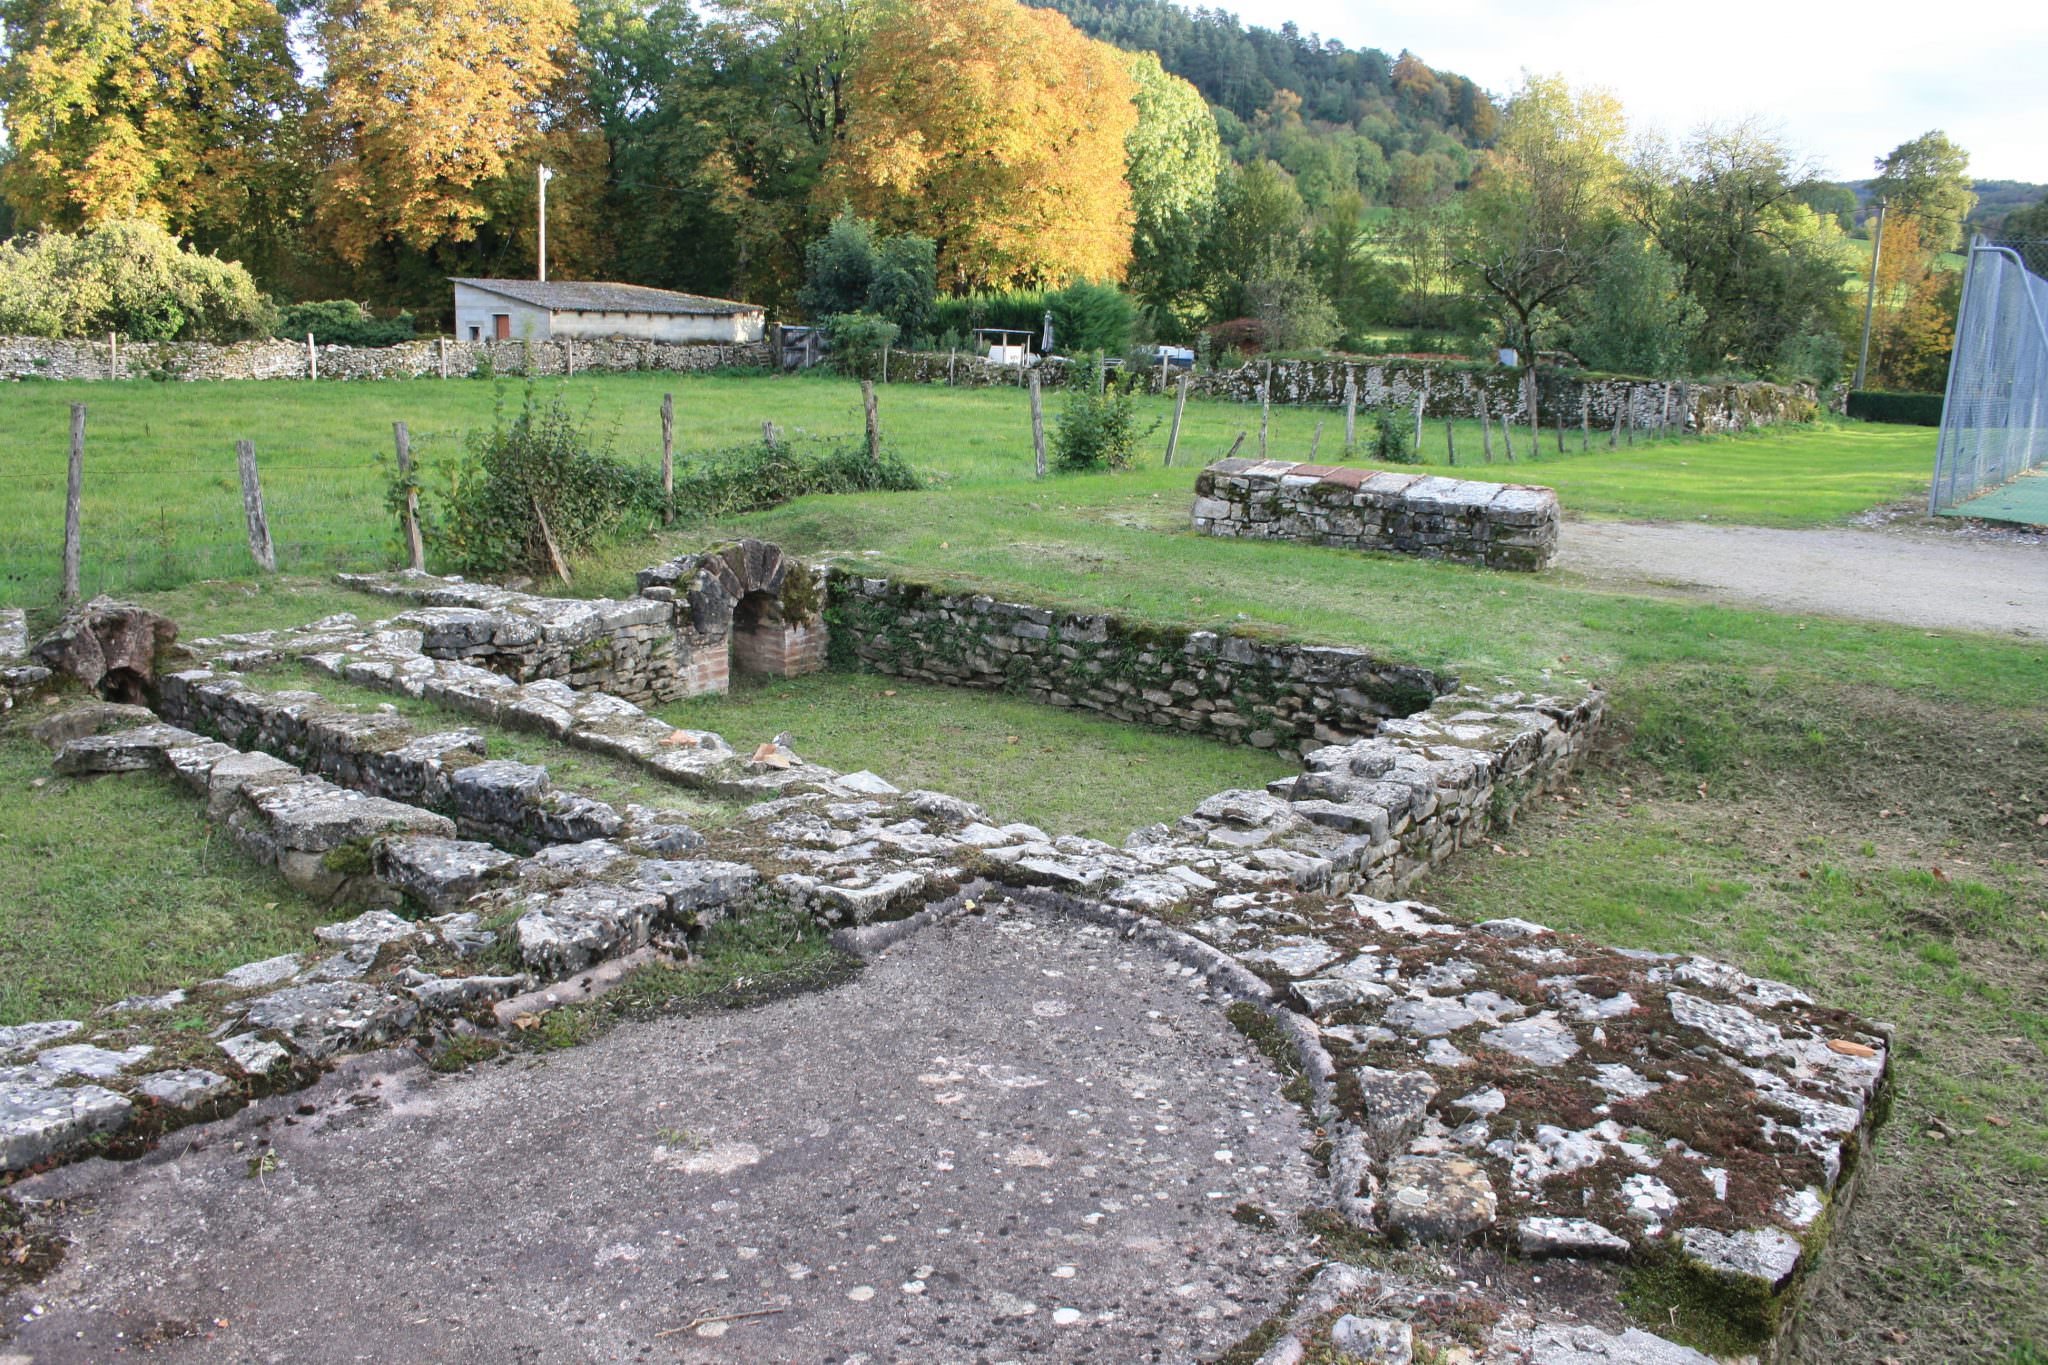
1557, 520, 2048, 636
2, 904, 1316, 1364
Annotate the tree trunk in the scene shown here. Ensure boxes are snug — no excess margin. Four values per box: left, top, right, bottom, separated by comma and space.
236, 440, 276, 573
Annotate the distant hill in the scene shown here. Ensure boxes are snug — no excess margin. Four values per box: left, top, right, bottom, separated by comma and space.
1026, 0, 1497, 206
1842, 179, 2046, 235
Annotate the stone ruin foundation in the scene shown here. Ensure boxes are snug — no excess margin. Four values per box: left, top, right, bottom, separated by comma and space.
0, 546, 1894, 1362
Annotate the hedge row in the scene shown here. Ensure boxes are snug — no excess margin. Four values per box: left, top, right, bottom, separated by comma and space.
1847, 389, 1943, 426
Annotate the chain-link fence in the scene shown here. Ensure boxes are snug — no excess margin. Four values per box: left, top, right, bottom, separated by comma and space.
1930, 236, 2048, 521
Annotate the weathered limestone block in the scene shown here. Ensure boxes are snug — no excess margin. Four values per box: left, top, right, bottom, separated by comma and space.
375, 835, 519, 912
30, 596, 179, 700
1, 1081, 131, 1172
239, 982, 419, 1060
515, 884, 669, 975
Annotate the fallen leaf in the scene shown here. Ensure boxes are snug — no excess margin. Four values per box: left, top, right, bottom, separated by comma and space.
1005, 735, 1019, 745
882, 689, 897, 697
659, 730, 700, 748
1826, 1039, 1877, 1058
1984, 1114, 2011, 1128
1930, 866, 1948, 882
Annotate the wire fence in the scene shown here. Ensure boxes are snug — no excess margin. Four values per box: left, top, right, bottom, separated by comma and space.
1931, 235, 2048, 517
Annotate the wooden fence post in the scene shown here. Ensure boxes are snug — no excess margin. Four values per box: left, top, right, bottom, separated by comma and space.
1310, 419, 1323, 459
660, 392, 675, 525
948, 350, 956, 387
106, 332, 117, 381
1222, 431, 1246, 459
1660, 383, 1673, 440
1480, 403, 1495, 463
1414, 373, 1428, 452
1624, 401, 1635, 447
235, 440, 277, 573
1343, 369, 1357, 451
306, 333, 317, 380
1164, 373, 1189, 467
62, 404, 84, 604
1581, 400, 1591, 453
1609, 404, 1620, 450
1556, 404, 1565, 454
881, 343, 890, 384
564, 337, 575, 377
437, 337, 448, 379
1445, 419, 1456, 467
862, 380, 881, 463
762, 420, 780, 446
1258, 384, 1270, 460
532, 495, 570, 584
1029, 373, 1047, 479
393, 421, 424, 571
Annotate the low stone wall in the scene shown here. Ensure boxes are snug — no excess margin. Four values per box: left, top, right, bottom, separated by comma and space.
0, 335, 770, 384
824, 571, 1454, 753
877, 350, 1820, 435
1193, 459, 1562, 572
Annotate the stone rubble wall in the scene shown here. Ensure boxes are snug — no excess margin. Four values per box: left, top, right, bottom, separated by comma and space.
1193, 458, 1563, 572
335, 573, 700, 703
824, 571, 1454, 753
874, 351, 1822, 434
0, 335, 771, 384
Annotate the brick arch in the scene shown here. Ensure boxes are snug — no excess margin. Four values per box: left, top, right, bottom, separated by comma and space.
637, 538, 827, 689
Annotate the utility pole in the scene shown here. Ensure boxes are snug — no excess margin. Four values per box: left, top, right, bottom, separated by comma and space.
537, 165, 555, 283
1853, 199, 1886, 390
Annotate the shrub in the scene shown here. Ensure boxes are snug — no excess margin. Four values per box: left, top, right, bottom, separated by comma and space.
670, 437, 920, 520
1371, 407, 1418, 464
1846, 389, 1943, 425
0, 220, 272, 341
435, 388, 660, 578
799, 210, 937, 337
820, 311, 899, 378
1205, 317, 1270, 358
274, 299, 416, 347
1048, 281, 1135, 354
1052, 357, 1160, 471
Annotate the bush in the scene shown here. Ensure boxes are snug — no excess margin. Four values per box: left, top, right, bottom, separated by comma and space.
670, 437, 921, 520
820, 312, 900, 378
435, 389, 660, 578
1846, 389, 1943, 425
275, 299, 416, 347
930, 290, 1053, 346
1052, 357, 1160, 471
1371, 408, 1418, 464
0, 220, 272, 341
1048, 281, 1135, 354
799, 211, 937, 337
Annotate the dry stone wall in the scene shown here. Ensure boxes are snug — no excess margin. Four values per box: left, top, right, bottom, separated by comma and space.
1193, 458, 1562, 571
877, 350, 1821, 434
824, 570, 1454, 752
0, 335, 769, 384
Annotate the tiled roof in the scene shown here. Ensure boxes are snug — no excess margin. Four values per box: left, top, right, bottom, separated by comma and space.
449, 278, 761, 317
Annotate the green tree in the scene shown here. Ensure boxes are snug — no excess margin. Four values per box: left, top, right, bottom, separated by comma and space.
1870, 131, 1975, 250
1309, 191, 1393, 347
1202, 158, 1305, 319
1626, 120, 1853, 376
1999, 195, 2048, 241
797, 209, 935, 337
1048, 280, 1135, 353
1566, 232, 1701, 375
1124, 51, 1223, 335
1456, 74, 1625, 361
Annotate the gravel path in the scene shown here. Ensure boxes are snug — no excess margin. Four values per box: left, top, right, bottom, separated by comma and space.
2, 903, 1317, 1364
1558, 520, 2048, 636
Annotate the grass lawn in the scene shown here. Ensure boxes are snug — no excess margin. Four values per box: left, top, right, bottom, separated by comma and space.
0, 369, 1933, 604
0, 724, 335, 1024
658, 670, 1296, 840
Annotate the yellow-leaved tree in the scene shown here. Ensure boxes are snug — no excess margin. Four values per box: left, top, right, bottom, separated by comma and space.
0, 0, 305, 261
312, 0, 606, 272
828, 0, 1137, 290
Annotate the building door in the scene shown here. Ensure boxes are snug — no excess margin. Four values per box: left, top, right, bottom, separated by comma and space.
492, 314, 512, 341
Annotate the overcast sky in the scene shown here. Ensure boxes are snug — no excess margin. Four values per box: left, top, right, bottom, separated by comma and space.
1217, 0, 2048, 183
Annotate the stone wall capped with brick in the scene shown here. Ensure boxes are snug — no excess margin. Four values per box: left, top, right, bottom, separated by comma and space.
824, 571, 1454, 753
1192, 458, 1561, 572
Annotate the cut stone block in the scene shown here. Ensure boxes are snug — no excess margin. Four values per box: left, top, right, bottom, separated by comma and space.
239, 983, 419, 1061
375, 835, 519, 912
1, 1081, 130, 1171
137, 1069, 235, 1112
1383, 1155, 1498, 1242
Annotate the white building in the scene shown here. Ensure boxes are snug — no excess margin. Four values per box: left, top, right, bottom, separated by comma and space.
450, 278, 766, 345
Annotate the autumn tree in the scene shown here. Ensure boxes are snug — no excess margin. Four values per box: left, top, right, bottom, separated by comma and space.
0, 0, 306, 275
829, 0, 1138, 290
311, 0, 607, 282
1870, 131, 1975, 250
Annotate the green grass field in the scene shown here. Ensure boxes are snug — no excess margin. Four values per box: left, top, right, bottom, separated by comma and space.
0, 370, 1934, 603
